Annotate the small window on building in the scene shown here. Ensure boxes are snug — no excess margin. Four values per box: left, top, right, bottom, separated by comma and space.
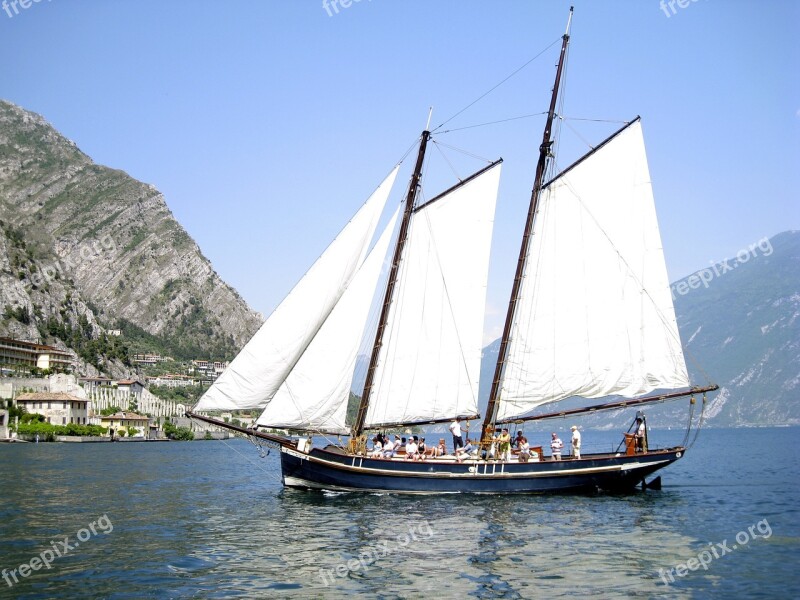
62, 417, 66, 425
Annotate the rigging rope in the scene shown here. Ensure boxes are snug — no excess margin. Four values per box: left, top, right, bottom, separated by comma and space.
681, 395, 696, 448
432, 139, 463, 182
434, 112, 547, 135
217, 435, 283, 484
431, 37, 561, 133
686, 393, 708, 450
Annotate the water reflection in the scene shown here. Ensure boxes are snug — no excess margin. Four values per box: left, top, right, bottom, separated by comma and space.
1, 429, 798, 598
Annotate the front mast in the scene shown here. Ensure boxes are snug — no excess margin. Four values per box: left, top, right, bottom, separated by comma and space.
481, 7, 573, 445
351, 129, 431, 440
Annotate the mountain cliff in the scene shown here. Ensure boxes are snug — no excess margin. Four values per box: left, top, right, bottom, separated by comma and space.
479, 231, 800, 428
0, 100, 262, 372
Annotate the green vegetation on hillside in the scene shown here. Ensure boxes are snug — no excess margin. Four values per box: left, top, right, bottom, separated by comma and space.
148, 384, 205, 405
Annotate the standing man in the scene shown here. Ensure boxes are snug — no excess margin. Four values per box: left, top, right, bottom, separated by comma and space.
571, 425, 581, 459
550, 432, 563, 460
496, 428, 512, 462
449, 417, 464, 453
634, 417, 647, 453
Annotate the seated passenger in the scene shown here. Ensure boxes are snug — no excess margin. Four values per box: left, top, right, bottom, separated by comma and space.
418, 437, 427, 457
518, 436, 531, 462
405, 437, 419, 460
455, 438, 477, 463
369, 437, 383, 458
383, 434, 401, 458
435, 438, 447, 457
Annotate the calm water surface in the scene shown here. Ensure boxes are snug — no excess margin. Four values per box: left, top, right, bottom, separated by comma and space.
1, 428, 798, 599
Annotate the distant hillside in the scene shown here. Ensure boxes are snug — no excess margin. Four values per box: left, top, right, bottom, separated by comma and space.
0, 100, 262, 373
478, 231, 800, 428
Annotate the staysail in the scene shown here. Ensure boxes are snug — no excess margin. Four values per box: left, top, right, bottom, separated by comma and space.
364, 162, 502, 428
194, 167, 399, 412
497, 120, 689, 422
254, 209, 400, 433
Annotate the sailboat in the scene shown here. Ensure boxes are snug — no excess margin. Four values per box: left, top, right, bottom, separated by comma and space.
188, 8, 717, 494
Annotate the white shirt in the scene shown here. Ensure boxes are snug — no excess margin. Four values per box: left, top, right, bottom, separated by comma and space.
572, 430, 581, 449
406, 442, 418, 455
449, 420, 462, 437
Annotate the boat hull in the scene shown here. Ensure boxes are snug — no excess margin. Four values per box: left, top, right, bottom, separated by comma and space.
279, 445, 684, 494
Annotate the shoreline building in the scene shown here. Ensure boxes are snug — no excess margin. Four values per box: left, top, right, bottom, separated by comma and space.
0, 337, 75, 374
15, 392, 89, 425
99, 411, 150, 438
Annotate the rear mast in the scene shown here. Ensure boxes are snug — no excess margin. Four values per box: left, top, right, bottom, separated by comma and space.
481, 7, 573, 445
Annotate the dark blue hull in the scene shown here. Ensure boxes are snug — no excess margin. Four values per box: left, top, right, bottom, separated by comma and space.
279, 445, 684, 494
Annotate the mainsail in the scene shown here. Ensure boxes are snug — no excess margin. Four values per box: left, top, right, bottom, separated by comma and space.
254, 209, 400, 433
364, 162, 502, 428
496, 120, 689, 422
194, 167, 399, 412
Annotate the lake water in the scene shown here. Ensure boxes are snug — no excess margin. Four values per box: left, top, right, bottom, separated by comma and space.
1, 427, 798, 599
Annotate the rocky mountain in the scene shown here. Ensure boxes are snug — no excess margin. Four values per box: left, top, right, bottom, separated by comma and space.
478, 231, 800, 428
0, 100, 262, 373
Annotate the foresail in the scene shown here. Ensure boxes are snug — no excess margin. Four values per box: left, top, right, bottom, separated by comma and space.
194, 166, 399, 412
365, 163, 501, 428
497, 120, 689, 422
255, 209, 399, 433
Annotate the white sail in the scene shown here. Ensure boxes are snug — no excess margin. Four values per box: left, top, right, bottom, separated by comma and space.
255, 209, 399, 433
194, 167, 399, 412
365, 163, 501, 428
497, 120, 689, 421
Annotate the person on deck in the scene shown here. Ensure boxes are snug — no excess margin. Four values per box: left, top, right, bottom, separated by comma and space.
634, 418, 647, 453
383, 434, 401, 458
434, 438, 447, 457
550, 432, 563, 460
571, 425, 581, 459
514, 431, 525, 449
370, 437, 383, 458
517, 436, 531, 462
455, 438, 477, 462
449, 417, 464, 453
496, 428, 512, 462
405, 437, 419, 461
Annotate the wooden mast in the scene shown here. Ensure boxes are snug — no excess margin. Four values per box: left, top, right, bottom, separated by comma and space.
481, 7, 573, 443
351, 130, 430, 439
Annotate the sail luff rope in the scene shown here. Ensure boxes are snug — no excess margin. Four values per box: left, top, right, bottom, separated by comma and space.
431, 38, 562, 133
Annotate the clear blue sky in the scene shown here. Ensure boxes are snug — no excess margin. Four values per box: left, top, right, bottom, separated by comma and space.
2, 1, 798, 343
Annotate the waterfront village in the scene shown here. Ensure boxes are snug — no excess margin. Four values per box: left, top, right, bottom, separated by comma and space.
0, 336, 253, 442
